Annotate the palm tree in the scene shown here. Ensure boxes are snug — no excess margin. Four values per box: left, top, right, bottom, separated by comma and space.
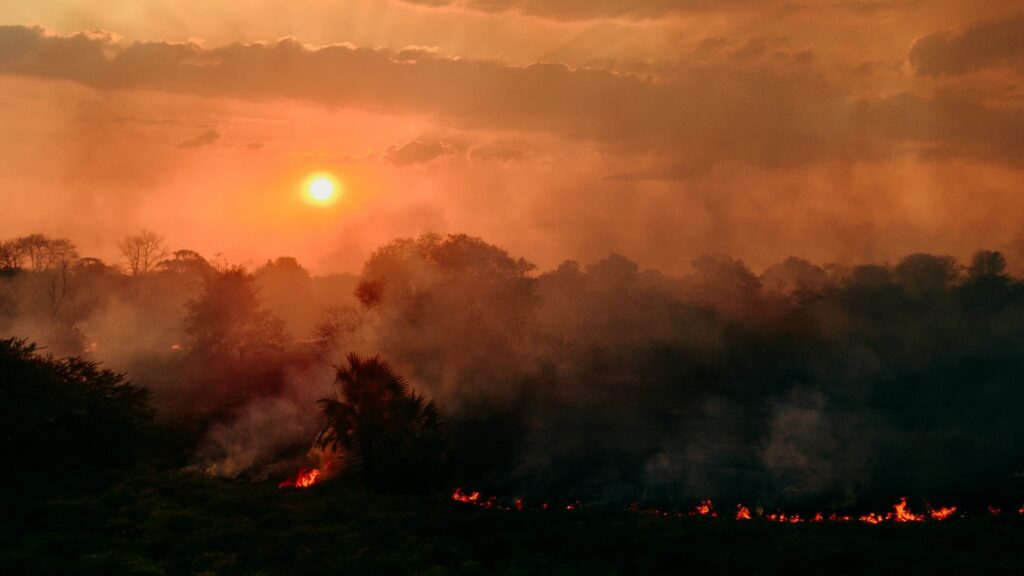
317, 353, 441, 487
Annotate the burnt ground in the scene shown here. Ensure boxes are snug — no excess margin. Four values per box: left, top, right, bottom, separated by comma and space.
3, 469, 1022, 576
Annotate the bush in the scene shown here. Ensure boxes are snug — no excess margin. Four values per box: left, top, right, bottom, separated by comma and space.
0, 337, 154, 474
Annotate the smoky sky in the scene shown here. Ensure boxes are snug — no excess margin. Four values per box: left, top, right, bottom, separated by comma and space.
1, 23, 1022, 169
1, 4, 1024, 277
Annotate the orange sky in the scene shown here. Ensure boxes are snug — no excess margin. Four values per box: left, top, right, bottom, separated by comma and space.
1, 1, 1023, 273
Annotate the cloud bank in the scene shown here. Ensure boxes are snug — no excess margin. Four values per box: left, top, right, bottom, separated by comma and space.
1, 24, 1022, 178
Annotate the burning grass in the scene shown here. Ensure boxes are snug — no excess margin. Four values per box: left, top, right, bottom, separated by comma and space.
449, 488, 1021, 525
278, 466, 322, 489
6, 469, 1024, 575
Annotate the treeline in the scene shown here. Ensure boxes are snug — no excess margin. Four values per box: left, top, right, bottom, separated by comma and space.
3, 231, 1024, 507
344, 235, 1024, 507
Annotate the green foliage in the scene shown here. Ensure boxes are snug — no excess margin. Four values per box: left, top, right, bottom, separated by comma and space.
0, 337, 153, 472
318, 353, 443, 490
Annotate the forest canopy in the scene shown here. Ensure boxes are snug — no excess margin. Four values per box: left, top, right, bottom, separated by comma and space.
1, 232, 1023, 507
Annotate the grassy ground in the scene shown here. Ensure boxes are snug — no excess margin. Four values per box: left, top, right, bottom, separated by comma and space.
3, 470, 1022, 575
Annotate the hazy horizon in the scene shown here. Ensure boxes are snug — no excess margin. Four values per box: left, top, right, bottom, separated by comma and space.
5, 6, 1024, 572
3, 2, 1024, 275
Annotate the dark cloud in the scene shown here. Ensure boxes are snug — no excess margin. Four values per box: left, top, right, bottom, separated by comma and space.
909, 14, 1024, 76
384, 140, 457, 166
1, 25, 1022, 175
0, 25, 111, 81
177, 129, 220, 149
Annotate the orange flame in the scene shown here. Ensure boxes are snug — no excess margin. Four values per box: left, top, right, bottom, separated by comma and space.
859, 512, 888, 524
766, 512, 804, 523
452, 487, 482, 503
928, 506, 957, 521
736, 504, 752, 520
893, 497, 925, 522
446, 488, 1021, 524
451, 487, 499, 508
278, 467, 321, 489
692, 499, 717, 517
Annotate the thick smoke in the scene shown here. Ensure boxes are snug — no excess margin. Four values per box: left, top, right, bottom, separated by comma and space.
2, 232, 1023, 508
192, 363, 336, 480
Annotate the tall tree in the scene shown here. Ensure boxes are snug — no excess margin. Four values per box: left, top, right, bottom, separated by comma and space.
15, 234, 77, 272
184, 266, 285, 360
118, 230, 168, 276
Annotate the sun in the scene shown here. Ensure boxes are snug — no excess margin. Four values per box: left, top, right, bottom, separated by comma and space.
303, 172, 341, 206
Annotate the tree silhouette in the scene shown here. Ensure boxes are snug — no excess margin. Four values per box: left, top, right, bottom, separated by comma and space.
0, 240, 23, 273
157, 249, 215, 278
317, 353, 442, 489
0, 337, 153, 473
15, 234, 77, 272
960, 250, 1014, 310
967, 250, 1008, 281
893, 253, 959, 297
118, 230, 168, 276
184, 266, 285, 360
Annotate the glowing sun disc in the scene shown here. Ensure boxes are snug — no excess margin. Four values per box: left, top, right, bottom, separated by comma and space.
303, 173, 341, 206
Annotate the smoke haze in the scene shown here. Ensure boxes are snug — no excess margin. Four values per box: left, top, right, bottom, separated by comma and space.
3, 231, 1022, 509
2, 3, 1024, 274
3, 0, 1024, 510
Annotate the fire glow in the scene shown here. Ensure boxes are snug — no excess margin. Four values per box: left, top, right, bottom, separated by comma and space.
735, 504, 752, 520
693, 499, 717, 518
449, 489, 1023, 524
278, 467, 323, 489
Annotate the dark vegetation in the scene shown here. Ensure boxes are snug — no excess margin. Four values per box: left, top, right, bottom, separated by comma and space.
4, 470, 1023, 576
318, 353, 444, 490
2, 230, 1024, 573
0, 337, 152, 471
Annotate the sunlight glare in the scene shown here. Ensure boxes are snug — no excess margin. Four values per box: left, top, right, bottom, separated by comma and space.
303, 173, 341, 206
